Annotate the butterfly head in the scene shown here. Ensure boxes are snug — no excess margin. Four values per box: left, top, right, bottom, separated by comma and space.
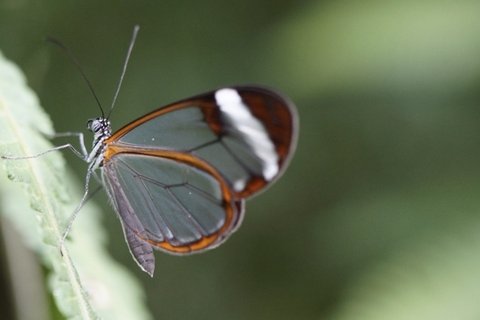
87, 117, 112, 141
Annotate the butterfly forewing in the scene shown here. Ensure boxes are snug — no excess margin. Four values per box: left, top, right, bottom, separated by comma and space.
106, 87, 298, 199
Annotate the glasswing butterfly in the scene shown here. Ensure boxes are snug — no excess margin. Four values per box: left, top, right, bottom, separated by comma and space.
2, 26, 298, 276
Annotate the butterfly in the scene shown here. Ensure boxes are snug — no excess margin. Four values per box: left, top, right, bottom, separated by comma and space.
97, 85, 297, 276
3, 26, 299, 277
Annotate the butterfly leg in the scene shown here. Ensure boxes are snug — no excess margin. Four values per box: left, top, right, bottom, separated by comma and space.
59, 168, 94, 250
2, 130, 89, 162
47, 131, 88, 158
1, 143, 87, 161
91, 170, 103, 186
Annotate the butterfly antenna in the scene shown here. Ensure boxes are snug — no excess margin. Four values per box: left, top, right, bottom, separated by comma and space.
46, 36, 105, 118
107, 25, 140, 119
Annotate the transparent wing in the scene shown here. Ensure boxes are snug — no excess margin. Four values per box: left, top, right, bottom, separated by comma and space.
105, 86, 298, 199
102, 152, 242, 263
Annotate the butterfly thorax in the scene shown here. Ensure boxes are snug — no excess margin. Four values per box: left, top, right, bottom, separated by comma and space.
86, 117, 112, 169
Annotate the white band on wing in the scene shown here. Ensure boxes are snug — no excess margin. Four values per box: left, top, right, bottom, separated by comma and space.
215, 88, 279, 191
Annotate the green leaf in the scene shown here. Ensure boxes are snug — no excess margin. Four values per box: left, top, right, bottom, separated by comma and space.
0, 50, 152, 319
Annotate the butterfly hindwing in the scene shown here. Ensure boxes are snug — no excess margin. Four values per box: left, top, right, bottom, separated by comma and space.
102, 151, 240, 258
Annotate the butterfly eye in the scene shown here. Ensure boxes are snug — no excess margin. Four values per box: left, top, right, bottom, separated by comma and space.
86, 119, 94, 131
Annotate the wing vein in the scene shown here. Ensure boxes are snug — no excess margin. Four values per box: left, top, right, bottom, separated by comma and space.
118, 158, 173, 241
136, 175, 173, 241
165, 186, 209, 236
219, 138, 258, 177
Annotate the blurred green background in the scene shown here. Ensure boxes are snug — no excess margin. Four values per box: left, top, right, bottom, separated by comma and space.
2, 0, 480, 319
